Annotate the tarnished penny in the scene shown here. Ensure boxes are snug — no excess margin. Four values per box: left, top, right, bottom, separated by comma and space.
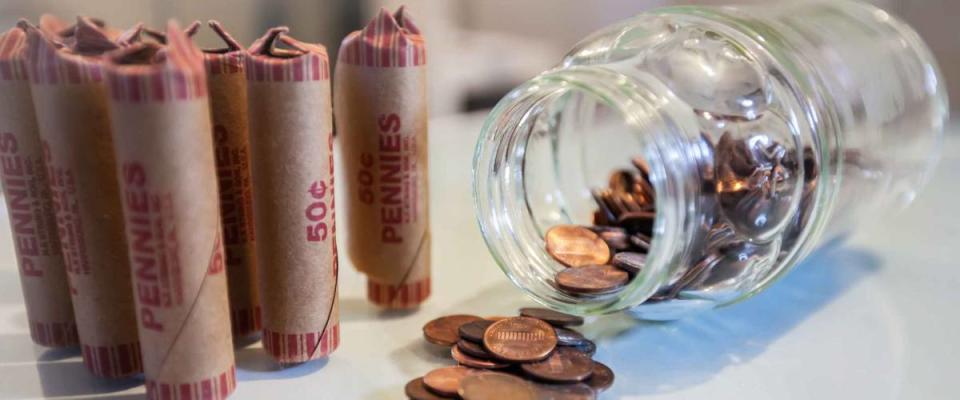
585, 361, 614, 392
570, 339, 596, 356
554, 327, 588, 347
404, 377, 448, 400
616, 211, 655, 234
536, 383, 597, 400
629, 233, 651, 252
483, 317, 558, 362
423, 315, 483, 346
556, 265, 629, 294
457, 339, 494, 359
611, 252, 646, 275
459, 372, 537, 400
458, 319, 494, 343
423, 366, 476, 397
544, 225, 611, 267
518, 307, 584, 327
520, 347, 595, 383
452, 344, 509, 369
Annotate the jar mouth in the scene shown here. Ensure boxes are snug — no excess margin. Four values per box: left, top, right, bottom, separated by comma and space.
473, 66, 701, 315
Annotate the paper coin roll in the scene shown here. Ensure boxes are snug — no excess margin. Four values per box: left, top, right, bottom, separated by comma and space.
24, 19, 142, 376
106, 22, 235, 398
0, 25, 78, 348
335, 7, 431, 309
246, 27, 340, 364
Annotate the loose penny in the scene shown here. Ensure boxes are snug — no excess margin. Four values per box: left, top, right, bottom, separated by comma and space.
545, 225, 611, 267
423, 366, 476, 397
521, 347, 595, 383
483, 317, 558, 362
585, 361, 614, 392
423, 315, 483, 346
518, 307, 584, 327
459, 372, 537, 400
554, 327, 588, 347
536, 383, 597, 400
556, 265, 629, 294
404, 377, 448, 400
452, 344, 509, 369
611, 252, 646, 275
570, 339, 596, 356
457, 339, 494, 359
458, 319, 494, 343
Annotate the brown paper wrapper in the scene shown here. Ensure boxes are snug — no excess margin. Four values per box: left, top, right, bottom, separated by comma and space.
105, 22, 236, 398
197, 21, 260, 340
24, 20, 142, 376
0, 26, 78, 348
335, 8, 431, 309
247, 27, 340, 364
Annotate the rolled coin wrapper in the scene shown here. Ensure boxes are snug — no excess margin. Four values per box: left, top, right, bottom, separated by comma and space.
335, 7, 431, 309
197, 21, 260, 339
0, 26, 78, 348
246, 27, 340, 364
105, 22, 236, 398
24, 19, 142, 376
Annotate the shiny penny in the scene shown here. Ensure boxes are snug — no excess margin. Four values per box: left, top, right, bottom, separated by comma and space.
422, 366, 476, 397
521, 347, 595, 383
585, 361, 614, 392
556, 264, 629, 294
459, 372, 538, 400
404, 377, 448, 400
423, 314, 483, 346
536, 383, 597, 400
611, 251, 646, 275
519, 307, 584, 327
458, 319, 494, 343
452, 344, 509, 369
545, 225, 611, 267
483, 317, 558, 362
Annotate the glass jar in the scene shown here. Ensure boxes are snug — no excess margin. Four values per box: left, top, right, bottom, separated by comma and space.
473, 0, 948, 319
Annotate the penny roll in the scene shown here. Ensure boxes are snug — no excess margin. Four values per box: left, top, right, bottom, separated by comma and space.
105, 21, 235, 397
24, 19, 141, 376
335, 7, 431, 309
0, 25, 77, 348
246, 27, 340, 364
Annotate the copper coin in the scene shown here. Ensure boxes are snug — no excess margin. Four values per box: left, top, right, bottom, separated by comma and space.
458, 319, 494, 343
483, 317, 558, 362
544, 225, 611, 267
556, 264, 629, 294
520, 347, 595, 383
423, 315, 483, 346
457, 339, 494, 359
423, 366, 476, 397
611, 251, 646, 275
459, 372, 537, 400
629, 233, 651, 252
519, 307, 584, 327
585, 361, 614, 392
554, 327, 588, 347
404, 377, 448, 400
616, 211, 655, 234
570, 339, 596, 356
607, 169, 636, 193
536, 383, 597, 400
452, 344, 509, 369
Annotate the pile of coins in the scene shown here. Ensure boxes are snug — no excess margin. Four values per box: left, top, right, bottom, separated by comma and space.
407, 308, 614, 399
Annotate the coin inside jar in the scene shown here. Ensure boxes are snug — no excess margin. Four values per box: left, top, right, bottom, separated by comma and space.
545, 225, 611, 267
459, 372, 538, 400
520, 347, 595, 383
423, 315, 483, 346
483, 317, 558, 362
404, 377, 448, 400
556, 264, 629, 294
518, 307, 584, 327
422, 366, 477, 397
611, 251, 646, 275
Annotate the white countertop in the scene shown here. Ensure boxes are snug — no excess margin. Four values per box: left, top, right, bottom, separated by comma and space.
0, 113, 957, 399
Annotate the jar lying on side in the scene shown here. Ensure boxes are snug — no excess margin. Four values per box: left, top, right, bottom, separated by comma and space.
473, 0, 948, 319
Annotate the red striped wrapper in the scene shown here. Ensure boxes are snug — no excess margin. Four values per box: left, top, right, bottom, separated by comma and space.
247, 27, 339, 364
106, 21, 234, 397
25, 20, 145, 374
336, 7, 431, 309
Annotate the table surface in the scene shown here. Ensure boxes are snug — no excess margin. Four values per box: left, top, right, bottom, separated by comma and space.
0, 113, 957, 400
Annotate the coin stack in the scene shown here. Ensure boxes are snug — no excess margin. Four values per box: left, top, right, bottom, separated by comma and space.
407, 308, 614, 400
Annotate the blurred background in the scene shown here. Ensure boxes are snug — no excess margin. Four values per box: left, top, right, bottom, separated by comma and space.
1, 0, 956, 116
